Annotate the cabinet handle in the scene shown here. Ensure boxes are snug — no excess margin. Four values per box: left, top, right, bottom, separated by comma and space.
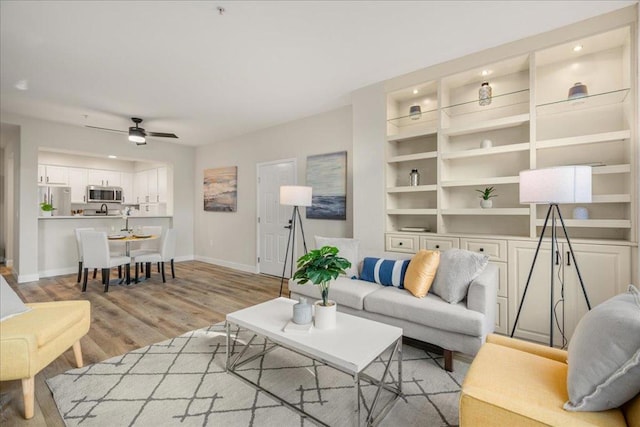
398, 242, 403, 246
106, 180, 109, 186
435, 245, 440, 249
479, 248, 484, 252
567, 251, 571, 266
46, 176, 49, 183
157, 195, 159, 202
555, 250, 560, 265
83, 195, 86, 202
40, 176, 43, 182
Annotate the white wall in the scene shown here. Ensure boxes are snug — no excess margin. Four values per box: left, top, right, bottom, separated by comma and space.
0, 113, 196, 282
194, 106, 353, 272
0, 124, 19, 268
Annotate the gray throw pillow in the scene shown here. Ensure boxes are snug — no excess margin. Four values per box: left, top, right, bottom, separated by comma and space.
564, 285, 640, 412
430, 248, 489, 304
0, 275, 31, 322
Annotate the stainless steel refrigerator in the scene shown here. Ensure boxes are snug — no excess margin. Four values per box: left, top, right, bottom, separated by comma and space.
38, 186, 72, 216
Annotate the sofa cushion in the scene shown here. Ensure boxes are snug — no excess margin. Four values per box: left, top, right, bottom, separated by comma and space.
315, 236, 359, 279
0, 276, 31, 322
431, 248, 489, 304
290, 276, 381, 310
364, 286, 484, 336
564, 285, 640, 412
404, 250, 440, 298
360, 257, 409, 288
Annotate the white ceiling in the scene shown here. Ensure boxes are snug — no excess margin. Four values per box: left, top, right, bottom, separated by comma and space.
0, 1, 636, 147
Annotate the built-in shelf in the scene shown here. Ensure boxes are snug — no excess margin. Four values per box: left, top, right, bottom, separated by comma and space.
592, 164, 631, 175
387, 209, 437, 215
387, 125, 438, 142
536, 219, 632, 228
387, 185, 437, 193
441, 89, 530, 118
441, 176, 519, 187
536, 130, 630, 150
536, 88, 631, 116
441, 208, 530, 216
441, 142, 530, 160
591, 194, 631, 203
387, 151, 437, 163
441, 113, 530, 137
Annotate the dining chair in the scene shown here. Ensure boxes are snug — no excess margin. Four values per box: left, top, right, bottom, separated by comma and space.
74, 227, 99, 283
130, 226, 163, 273
80, 231, 131, 292
132, 229, 176, 283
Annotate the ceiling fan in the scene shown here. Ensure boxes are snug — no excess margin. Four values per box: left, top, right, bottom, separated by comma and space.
86, 117, 178, 145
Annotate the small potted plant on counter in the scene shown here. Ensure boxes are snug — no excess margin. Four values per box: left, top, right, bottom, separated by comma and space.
40, 202, 55, 217
293, 246, 351, 330
476, 186, 497, 209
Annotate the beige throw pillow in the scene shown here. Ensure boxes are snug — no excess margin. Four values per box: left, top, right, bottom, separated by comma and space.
404, 250, 440, 298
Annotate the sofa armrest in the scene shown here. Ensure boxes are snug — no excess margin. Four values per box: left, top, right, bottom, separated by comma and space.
466, 263, 498, 335
0, 333, 37, 380
486, 334, 567, 363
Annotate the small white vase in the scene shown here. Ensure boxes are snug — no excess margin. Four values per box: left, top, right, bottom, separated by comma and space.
573, 207, 589, 219
41, 210, 52, 217
314, 300, 337, 330
480, 199, 493, 209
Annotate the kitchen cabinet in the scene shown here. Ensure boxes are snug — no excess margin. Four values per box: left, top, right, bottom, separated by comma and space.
87, 169, 121, 187
157, 166, 168, 203
38, 164, 68, 185
507, 240, 630, 346
120, 172, 133, 204
67, 167, 88, 203
134, 168, 167, 204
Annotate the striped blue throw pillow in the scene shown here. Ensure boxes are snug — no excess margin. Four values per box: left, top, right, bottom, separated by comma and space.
360, 257, 410, 288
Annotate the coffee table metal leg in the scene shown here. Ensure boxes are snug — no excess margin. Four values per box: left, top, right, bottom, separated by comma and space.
354, 373, 361, 427
225, 321, 230, 372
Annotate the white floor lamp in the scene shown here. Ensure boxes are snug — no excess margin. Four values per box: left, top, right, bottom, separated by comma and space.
279, 185, 312, 297
510, 166, 593, 347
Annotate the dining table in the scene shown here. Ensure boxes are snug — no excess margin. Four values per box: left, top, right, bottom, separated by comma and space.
107, 233, 160, 284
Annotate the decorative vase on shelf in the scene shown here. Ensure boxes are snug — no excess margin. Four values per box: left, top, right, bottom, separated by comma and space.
292, 297, 312, 325
409, 104, 422, 120
479, 82, 492, 106
314, 301, 337, 330
480, 199, 493, 209
573, 207, 589, 220
40, 210, 52, 217
409, 169, 420, 186
568, 82, 588, 100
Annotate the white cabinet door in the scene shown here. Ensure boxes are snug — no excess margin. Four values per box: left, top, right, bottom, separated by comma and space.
37, 165, 46, 184
103, 170, 121, 187
134, 171, 149, 203
147, 169, 159, 202
157, 167, 167, 203
44, 165, 68, 185
67, 168, 88, 203
88, 169, 121, 187
87, 170, 104, 186
120, 172, 133, 204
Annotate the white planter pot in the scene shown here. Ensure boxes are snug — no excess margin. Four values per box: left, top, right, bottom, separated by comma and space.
314, 301, 337, 330
480, 199, 493, 209
41, 210, 52, 217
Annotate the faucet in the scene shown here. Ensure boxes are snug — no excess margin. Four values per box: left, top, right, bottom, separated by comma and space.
100, 203, 108, 215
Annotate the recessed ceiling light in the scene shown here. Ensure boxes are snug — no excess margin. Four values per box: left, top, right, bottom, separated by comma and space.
573, 45, 583, 52
15, 79, 28, 90
108, 155, 117, 159
481, 70, 490, 76
413, 89, 418, 94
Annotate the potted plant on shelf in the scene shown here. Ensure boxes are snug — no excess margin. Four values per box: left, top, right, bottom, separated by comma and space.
40, 202, 55, 217
293, 246, 351, 330
476, 186, 497, 209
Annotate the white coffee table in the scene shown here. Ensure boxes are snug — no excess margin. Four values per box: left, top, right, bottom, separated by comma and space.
225, 297, 403, 427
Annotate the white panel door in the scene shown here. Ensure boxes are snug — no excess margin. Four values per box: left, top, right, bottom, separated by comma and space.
257, 160, 295, 277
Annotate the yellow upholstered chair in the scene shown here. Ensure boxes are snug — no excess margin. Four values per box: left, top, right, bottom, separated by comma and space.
460, 334, 640, 427
0, 300, 91, 419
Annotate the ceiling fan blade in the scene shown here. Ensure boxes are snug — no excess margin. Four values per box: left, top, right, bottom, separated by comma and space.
85, 125, 127, 134
147, 132, 178, 138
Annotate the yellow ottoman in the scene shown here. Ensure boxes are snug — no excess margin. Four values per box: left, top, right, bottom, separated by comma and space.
0, 300, 91, 419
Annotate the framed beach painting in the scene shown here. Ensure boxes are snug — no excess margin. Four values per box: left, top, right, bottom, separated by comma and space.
203, 166, 237, 212
306, 151, 347, 220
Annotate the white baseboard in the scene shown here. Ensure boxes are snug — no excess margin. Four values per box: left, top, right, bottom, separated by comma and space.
17, 273, 40, 283
194, 256, 258, 274
5, 259, 13, 267
173, 255, 194, 262
39, 267, 78, 279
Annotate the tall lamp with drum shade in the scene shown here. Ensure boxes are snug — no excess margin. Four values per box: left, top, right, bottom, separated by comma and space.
510, 166, 593, 347
279, 186, 313, 297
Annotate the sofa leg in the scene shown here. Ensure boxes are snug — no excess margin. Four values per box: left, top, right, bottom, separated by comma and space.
21, 376, 34, 419
444, 349, 454, 372
72, 340, 84, 368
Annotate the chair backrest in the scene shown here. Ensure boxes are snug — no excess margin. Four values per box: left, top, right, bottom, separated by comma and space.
80, 231, 110, 269
140, 226, 163, 250
74, 227, 95, 260
160, 229, 176, 261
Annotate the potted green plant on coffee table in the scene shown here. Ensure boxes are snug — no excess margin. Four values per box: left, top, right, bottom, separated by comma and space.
293, 246, 351, 330
40, 202, 55, 217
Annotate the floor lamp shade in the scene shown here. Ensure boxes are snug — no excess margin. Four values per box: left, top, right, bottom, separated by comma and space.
520, 166, 592, 204
280, 186, 312, 207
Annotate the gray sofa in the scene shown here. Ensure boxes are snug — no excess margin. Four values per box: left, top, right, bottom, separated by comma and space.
289, 260, 498, 371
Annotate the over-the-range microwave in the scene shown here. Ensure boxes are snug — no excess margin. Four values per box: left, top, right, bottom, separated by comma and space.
86, 186, 123, 204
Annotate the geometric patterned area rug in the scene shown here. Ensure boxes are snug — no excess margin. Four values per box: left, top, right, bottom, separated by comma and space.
47, 325, 468, 426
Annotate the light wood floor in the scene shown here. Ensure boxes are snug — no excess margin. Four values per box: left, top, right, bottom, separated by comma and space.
0, 261, 286, 426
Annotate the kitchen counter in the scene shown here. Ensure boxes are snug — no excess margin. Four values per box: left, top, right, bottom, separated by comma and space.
38, 215, 173, 219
